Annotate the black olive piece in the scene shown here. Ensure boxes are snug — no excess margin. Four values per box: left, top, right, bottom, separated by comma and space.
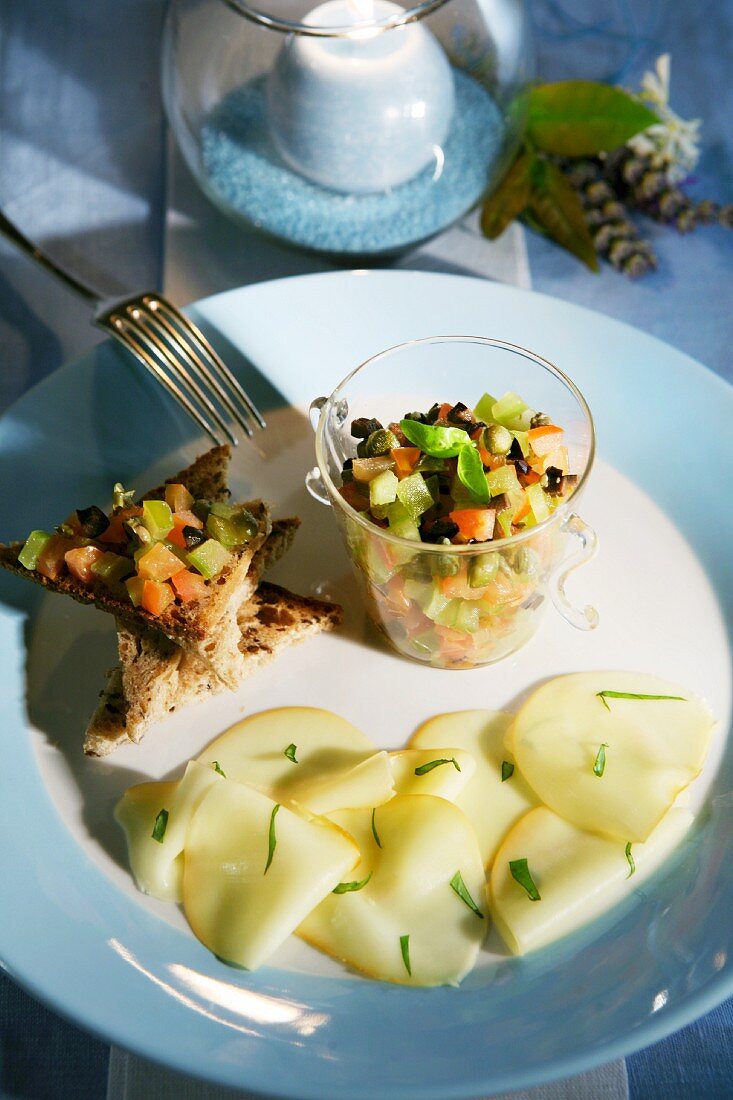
508, 437, 524, 461
422, 519, 459, 543
350, 417, 382, 439
513, 459, 530, 476
545, 466, 564, 495
183, 526, 208, 549
76, 505, 110, 538
403, 410, 428, 424
447, 402, 474, 424
342, 458, 353, 470
490, 493, 509, 512
425, 403, 441, 424
341, 469, 354, 484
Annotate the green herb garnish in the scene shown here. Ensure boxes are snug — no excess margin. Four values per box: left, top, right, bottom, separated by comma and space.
399, 419, 471, 458
509, 858, 541, 901
371, 807, 383, 849
501, 761, 515, 782
456, 444, 490, 504
449, 871, 484, 918
112, 482, 136, 512
284, 743, 298, 764
152, 809, 169, 844
400, 934, 412, 976
264, 804, 280, 874
333, 872, 373, 894
597, 690, 685, 711
414, 757, 461, 776
212, 760, 226, 777
593, 743, 609, 777
625, 842, 636, 878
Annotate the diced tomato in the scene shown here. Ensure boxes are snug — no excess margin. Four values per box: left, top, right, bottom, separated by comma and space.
167, 509, 204, 548
141, 579, 175, 616
36, 535, 75, 581
527, 425, 564, 456
165, 483, 194, 513
440, 571, 489, 601
339, 482, 370, 512
390, 447, 421, 478
100, 506, 142, 544
437, 402, 452, 420
64, 545, 106, 584
171, 569, 210, 603
449, 508, 496, 543
137, 541, 187, 582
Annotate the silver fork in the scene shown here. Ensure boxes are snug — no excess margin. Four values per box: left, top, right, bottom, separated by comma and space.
0, 211, 265, 444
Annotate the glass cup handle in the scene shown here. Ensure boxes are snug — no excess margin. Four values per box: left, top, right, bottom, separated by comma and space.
551, 512, 600, 631
305, 397, 331, 507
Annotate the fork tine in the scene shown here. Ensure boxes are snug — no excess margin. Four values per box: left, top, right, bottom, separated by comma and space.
150, 297, 267, 432
105, 320, 227, 447
117, 307, 240, 445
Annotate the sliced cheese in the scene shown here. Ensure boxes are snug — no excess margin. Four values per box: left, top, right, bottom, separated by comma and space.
114, 760, 222, 901
409, 710, 537, 865
389, 748, 475, 801
298, 795, 487, 986
183, 779, 359, 970
293, 750, 394, 815
509, 672, 715, 842
490, 804, 693, 955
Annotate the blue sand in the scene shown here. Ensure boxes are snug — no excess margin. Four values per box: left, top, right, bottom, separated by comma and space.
201, 70, 505, 256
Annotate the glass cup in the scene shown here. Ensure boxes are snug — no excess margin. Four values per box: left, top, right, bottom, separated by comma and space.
306, 336, 598, 669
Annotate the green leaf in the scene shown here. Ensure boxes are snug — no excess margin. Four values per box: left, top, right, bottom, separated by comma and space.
528, 81, 659, 155
450, 870, 484, 918
529, 160, 599, 272
333, 872, 373, 894
509, 857, 541, 901
593, 743, 609, 777
211, 760, 226, 777
371, 807, 383, 849
400, 933, 412, 976
480, 152, 533, 239
400, 419, 471, 458
456, 444, 490, 504
597, 690, 686, 708
501, 761, 514, 783
284, 743, 298, 764
625, 842, 636, 878
264, 804, 280, 874
414, 757, 461, 776
151, 808, 168, 844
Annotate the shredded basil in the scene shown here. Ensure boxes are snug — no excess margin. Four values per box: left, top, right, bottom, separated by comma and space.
593, 743, 609, 777
371, 807, 383, 849
501, 761, 515, 782
333, 872, 373, 894
625, 842, 636, 878
400, 419, 471, 458
264, 804, 280, 874
151, 809, 168, 844
450, 871, 484, 918
212, 760, 226, 777
597, 690, 685, 711
456, 443, 490, 504
400, 934, 412, 976
284, 743, 298, 764
509, 858, 541, 901
414, 757, 461, 776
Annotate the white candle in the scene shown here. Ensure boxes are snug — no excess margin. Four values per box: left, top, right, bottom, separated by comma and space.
267, 0, 455, 194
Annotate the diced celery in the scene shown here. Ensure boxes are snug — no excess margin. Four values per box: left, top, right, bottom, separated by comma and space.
434, 599, 460, 628
125, 575, 145, 606
386, 500, 421, 542
526, 482, 551, 523
363, 540, 397, 585
409, 631, 440, 656
473, 392, 499, 423
468, 553, 499, 588
496, 508, 514, 539
424, 475, 440, 504
91, 551, 133, 585
403, 578, 432, 606
503, 409, 535, 432
415, 455, 446, 473
187, 538, 232, 579
512, 430, 530, 457
491, 392, 527, 426
206, 513, 241, 549
142, 499, 173, 540
369, 469, 399, 509
487, 465, 521, 496
423, 588, 451, 622
454, 602, 480, 633
449, 475, 476, 511
209, 502, 238, 519
396, 473, 434, 520
18, 530, 53, 570
371, 503, 389, 521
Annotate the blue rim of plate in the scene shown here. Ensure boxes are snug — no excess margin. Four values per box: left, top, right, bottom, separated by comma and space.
0, 270, 731, 1099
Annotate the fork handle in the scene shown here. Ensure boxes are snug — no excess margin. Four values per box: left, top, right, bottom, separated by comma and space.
0, 210, 100, 304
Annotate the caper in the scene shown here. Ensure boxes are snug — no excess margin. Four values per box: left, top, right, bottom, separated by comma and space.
364, 428, 399, 457
404, 410, 427, 424
468, 552, 499, 588
483, 424, 513, 456
433, 547, 461, 577
512, 546, 541, 579
124, 516, 152, 546
191, 498, 211, 523
530, 412, 552, 428
356, 439, 369, 458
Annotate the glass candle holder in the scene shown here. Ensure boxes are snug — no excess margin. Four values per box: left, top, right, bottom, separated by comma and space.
307, 337, 598, 669
162, 0, 533, 259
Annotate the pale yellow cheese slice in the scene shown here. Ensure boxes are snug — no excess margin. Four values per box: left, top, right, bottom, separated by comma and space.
114, 760, 222, 901
298, 795, 487, 986
389, 748, 475, 801
292, 750, 394, 815
409, 710, 537, 865
489, 804, 693, 955
183, 779, 359, 970
508, 672, 715, 842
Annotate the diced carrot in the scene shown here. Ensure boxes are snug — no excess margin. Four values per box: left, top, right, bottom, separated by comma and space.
390, 447, 421, 477
513, 497, 531, 524
171, 568, 210, 603
64, 545, 106, 584
100, 506, 142, 544
437, 402, 452, 420
449, 508, 496, 543
527, 425, 564, 456
36, 535, 75, 581
167, 509, 204, 548
478, 445, 491, 466
137, 541, 187, 582
141, 579, 175, 617
165, 483, 194, 513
